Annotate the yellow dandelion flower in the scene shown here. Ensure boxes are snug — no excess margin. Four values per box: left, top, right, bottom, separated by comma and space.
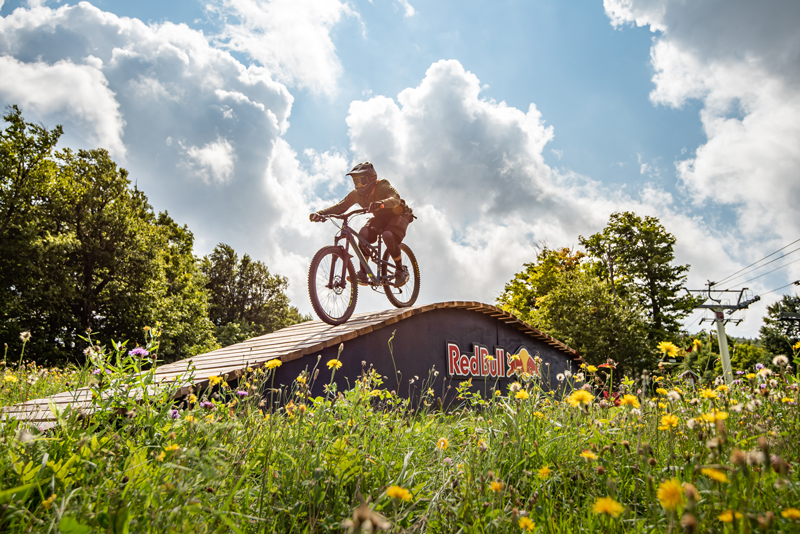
495, 390, 502, 396
188, 394, 197, 404
386, 485, 412, 502
701, 468, 730, 483
184, 415, 195, 423
657, 341, 680, 357
781, 508, 800, 520
592, 496, 624, 518
793, 341, 800, 351
164, 444, 181, 452
693, 339, 702, 350
156, 451, 166, 462
656, 388, 668, 395
518, 516, 535, 531
699, 388, 718, 399
42, 494, 57, 510
586, 365, 598, 373
580, 450, 598, 460
208, 375, 223, 386
3, 374, 17, 384
717, 510, 743, 523
515, 390, 530, 400
436, 438, 449, 450
327, 359, 343, 370
716, 384, 729, 393
658, 414, 680, 430
537, 465, 551, 479
266, 359, 282, 370
714, 411, 728, 421
782, 397, 794, 403
296, 375, 307, 385
658, 402, 667, 410
489, 480, 504, 493
745, 373, 757, 380
567, 389, 593, 407
656, 479, 684, 511
620, 394, 640, 409
533, 411, 545, 419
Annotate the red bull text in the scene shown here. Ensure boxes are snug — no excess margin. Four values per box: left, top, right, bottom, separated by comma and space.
446, 342, 539, 378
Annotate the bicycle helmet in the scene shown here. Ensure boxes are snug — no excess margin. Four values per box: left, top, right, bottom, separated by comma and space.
347, 161, 377, 192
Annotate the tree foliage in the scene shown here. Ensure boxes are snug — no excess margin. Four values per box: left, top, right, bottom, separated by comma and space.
579, 211, 697, 341
497, 247, 655, 373
201, 244, 309, 347
760, 295, 800, 357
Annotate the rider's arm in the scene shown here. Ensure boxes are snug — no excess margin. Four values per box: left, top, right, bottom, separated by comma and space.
318, 191, 359, 216
372, 181, 403, 212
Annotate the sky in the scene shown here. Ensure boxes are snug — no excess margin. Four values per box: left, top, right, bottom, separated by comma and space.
1, 0, 799, 338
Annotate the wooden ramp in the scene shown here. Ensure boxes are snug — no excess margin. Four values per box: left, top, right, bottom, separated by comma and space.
2, 302, 579, 429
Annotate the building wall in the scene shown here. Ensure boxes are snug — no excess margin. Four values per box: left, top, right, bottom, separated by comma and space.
271, 308, 578, 407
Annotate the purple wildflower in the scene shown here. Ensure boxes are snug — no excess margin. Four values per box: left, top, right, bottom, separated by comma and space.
200, 401, 214, 409
755, 363, 764, 370
91, 369, 112, 375
129, 347, 149, 358
736, 370, 744, 375
760, 383, 767, 389
236, 390, 248, 397
169, 409, 179, 419
443, 457, 452, 465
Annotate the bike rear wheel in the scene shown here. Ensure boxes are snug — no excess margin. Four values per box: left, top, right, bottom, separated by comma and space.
382, 243, 421, 308
308, 246, 358, 325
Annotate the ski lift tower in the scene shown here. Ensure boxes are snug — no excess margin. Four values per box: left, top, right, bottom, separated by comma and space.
685, 283, 760, 385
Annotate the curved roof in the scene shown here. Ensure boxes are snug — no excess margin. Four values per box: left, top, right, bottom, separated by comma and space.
2, 301, 579, 427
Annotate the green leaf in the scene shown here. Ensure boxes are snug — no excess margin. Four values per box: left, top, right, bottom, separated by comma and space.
58, 516, 91, 534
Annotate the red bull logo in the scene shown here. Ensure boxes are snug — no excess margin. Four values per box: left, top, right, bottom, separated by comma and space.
446, 342, 539, 379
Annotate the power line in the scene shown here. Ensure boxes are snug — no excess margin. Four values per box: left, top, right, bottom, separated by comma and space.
714, 237, 800, 286
760, 280, 800, 298
716, 245, 800, 287
738, 256, 800, 285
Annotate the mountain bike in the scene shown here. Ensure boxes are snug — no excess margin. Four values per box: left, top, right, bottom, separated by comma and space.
308, 208, 421, 325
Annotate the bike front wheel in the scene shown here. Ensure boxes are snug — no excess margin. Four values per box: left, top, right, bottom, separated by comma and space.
308, 246, 358, 325
381, 243, 421, 308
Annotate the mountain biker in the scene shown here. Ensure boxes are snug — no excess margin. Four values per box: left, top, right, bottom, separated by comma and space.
309, 162, 412, 287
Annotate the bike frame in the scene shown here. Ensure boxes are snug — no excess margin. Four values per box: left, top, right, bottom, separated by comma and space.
327, 210, 395, 288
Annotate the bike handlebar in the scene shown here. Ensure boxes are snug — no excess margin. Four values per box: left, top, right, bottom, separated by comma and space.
319, 208, 370, 221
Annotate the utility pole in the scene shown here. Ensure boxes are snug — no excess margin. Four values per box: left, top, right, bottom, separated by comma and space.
685, 283, 760, 385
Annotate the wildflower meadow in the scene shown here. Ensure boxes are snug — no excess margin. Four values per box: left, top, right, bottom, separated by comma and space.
1, 333, 800, 533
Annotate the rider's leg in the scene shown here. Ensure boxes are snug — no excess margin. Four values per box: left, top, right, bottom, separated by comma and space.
382, 230, 402, 266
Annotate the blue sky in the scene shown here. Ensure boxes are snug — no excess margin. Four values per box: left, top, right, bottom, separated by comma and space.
1, 0, 798, 337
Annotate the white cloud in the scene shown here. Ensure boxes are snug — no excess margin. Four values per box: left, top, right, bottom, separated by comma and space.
396, 0, 416, 17
207, 0, 358, 95
0, 2, 294, 255
184, 137, 237, 185
604, 0, 800, 243
0, 56, 126, 157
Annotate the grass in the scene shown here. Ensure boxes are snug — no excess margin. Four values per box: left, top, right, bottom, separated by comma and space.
1, 335, 799, 533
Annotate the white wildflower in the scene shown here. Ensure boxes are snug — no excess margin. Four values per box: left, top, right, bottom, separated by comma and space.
773, 355, 789, 367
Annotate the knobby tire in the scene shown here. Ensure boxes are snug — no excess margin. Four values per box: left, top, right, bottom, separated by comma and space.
382, 243, 421, 308
308, 246, 358, 325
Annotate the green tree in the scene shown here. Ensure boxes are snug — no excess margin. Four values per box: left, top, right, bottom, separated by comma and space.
760, 295, 800, 357
0, 106, 62, 356
579, 212, 697, 341
498, 247, 654, 373
149, 212, 218, 362
1, 109, 219, 363
201, 243, 309, 347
